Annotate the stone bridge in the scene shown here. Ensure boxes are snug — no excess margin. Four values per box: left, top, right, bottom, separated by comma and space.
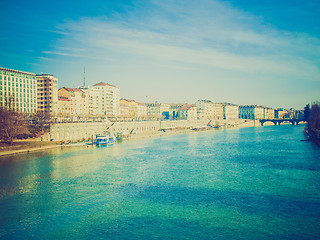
259, 119, 305, 126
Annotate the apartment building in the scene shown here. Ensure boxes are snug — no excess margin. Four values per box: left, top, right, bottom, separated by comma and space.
239, 105, 265, 120
136, 102, 147, 120
36, 74, 58, 115
196, 100, 224, 120
177, 104, 198, 120
147, 103, 170, 120
90, 82, 120, 118
0, 67, 37, 113
58, 87, 87, 118
223, 104, 239, 119
265, 108, 275, 119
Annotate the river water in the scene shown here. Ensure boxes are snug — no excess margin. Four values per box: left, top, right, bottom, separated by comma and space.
0, 124, 319, 239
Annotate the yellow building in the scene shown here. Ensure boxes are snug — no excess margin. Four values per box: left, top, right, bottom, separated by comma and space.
0, 67, 37, 113
36, 74, 58, 115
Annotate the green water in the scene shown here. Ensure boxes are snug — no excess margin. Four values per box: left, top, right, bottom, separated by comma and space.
0, 125, 319, 239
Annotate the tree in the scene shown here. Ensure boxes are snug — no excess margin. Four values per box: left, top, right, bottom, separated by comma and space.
304, 104, 310, 122
0, 106, 29, 144
32, 111, 52, 132
308, 104, 320, 131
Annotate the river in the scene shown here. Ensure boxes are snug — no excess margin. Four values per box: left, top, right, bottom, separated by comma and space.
0, 124, 319, 239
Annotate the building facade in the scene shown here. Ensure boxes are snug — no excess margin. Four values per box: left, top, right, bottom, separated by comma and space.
223, 104, 239, 119
36, 74, 58, 115
196, 100, 224, 120
177, 104, 198, 120
58, 87, 87, 119
147, 103, 170, 120
0, 67, 37, 113
90, 82, 120, 118
239, 105, 265, 120
264, 108, 275, 119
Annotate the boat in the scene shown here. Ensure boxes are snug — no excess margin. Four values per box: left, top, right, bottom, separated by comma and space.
96, 135, 108, 146
96, 134, 116, 146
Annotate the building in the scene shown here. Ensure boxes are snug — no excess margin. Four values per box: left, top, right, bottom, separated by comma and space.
90, 82, 120, 118
265, 108, 275, 119
169, 103, 185, 120
0, 67, 37, 113
274, 109, 288, 119
223, 104, 239, 119
57, 96, 71, 120
239, 105, 265, 120
147, 103, 170, 120
136, 102, 147, 120
58, 87, 87, 119
196, 100, 224, 120
177, 104, 197, 120
36, 74, 58, 115
120, 99, 138, 120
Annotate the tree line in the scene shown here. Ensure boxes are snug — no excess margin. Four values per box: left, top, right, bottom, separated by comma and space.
304, 103, 320, 142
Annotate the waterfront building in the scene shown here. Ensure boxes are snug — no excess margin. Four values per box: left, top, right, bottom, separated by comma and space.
36, 74, 58, 115
58, 87, 87, 120
196, 100, 224, 120
169, 103, 185, 120
265, 108, 275, 119
136, 102, 147, 120
239, 105, 265, 120
223, 103, 239, 119
119, 103, 130, 120
57, 96, 71, 120
0, 67, 37, 113
147, 103, 170, 120
90, 82, 120, 118
177, 104, 197, 120
120, 99, 138, 120
275, 109, 288, 119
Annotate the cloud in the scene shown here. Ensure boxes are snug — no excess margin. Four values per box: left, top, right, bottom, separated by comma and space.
41, 0, 320, 108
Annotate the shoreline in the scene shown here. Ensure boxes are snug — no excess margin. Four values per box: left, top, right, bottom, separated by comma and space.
0, 120, 257, 158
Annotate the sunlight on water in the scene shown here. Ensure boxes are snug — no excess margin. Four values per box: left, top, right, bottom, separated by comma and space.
0, 125, 320, 239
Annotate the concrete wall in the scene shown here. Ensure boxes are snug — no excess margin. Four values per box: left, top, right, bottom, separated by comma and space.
48, 119, 210, 141
47, 119, 253, 142
48, 122, 110, 141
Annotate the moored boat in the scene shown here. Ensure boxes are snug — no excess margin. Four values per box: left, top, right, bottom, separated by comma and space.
96, 135, 108, 146
96, 133, 116, 146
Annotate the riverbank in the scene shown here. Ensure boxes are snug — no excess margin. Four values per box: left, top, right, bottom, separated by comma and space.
0, 141, 63, 157
0, 120, 257, 157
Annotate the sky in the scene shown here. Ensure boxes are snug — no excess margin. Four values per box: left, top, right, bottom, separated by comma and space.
1, 0, 319, 109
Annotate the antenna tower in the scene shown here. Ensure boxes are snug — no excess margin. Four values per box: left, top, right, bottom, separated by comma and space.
83, 67, 86, 87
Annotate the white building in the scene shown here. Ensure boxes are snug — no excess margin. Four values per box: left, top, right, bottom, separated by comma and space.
196, 100, 224, 120
0, 67, 37, 113
89, 82, 120, 118
223, 104, 239, 119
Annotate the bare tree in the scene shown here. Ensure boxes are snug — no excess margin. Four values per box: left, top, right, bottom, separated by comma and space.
32, 111, 52, 132
0, 106, 29, 144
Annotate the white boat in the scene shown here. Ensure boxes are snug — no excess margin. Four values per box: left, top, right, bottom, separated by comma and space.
96, 134, 116, 146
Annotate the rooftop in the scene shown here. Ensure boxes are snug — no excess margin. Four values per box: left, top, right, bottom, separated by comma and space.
0, 67, 36, 76
93, 82, 118, 88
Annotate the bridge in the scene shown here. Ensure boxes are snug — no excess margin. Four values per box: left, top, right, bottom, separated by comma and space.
259, 119, 305, 126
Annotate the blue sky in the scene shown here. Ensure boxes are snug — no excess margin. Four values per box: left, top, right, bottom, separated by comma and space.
1, 0, 319, 109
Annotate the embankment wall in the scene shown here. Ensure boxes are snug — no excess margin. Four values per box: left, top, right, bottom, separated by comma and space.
46, 119, 254, 142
